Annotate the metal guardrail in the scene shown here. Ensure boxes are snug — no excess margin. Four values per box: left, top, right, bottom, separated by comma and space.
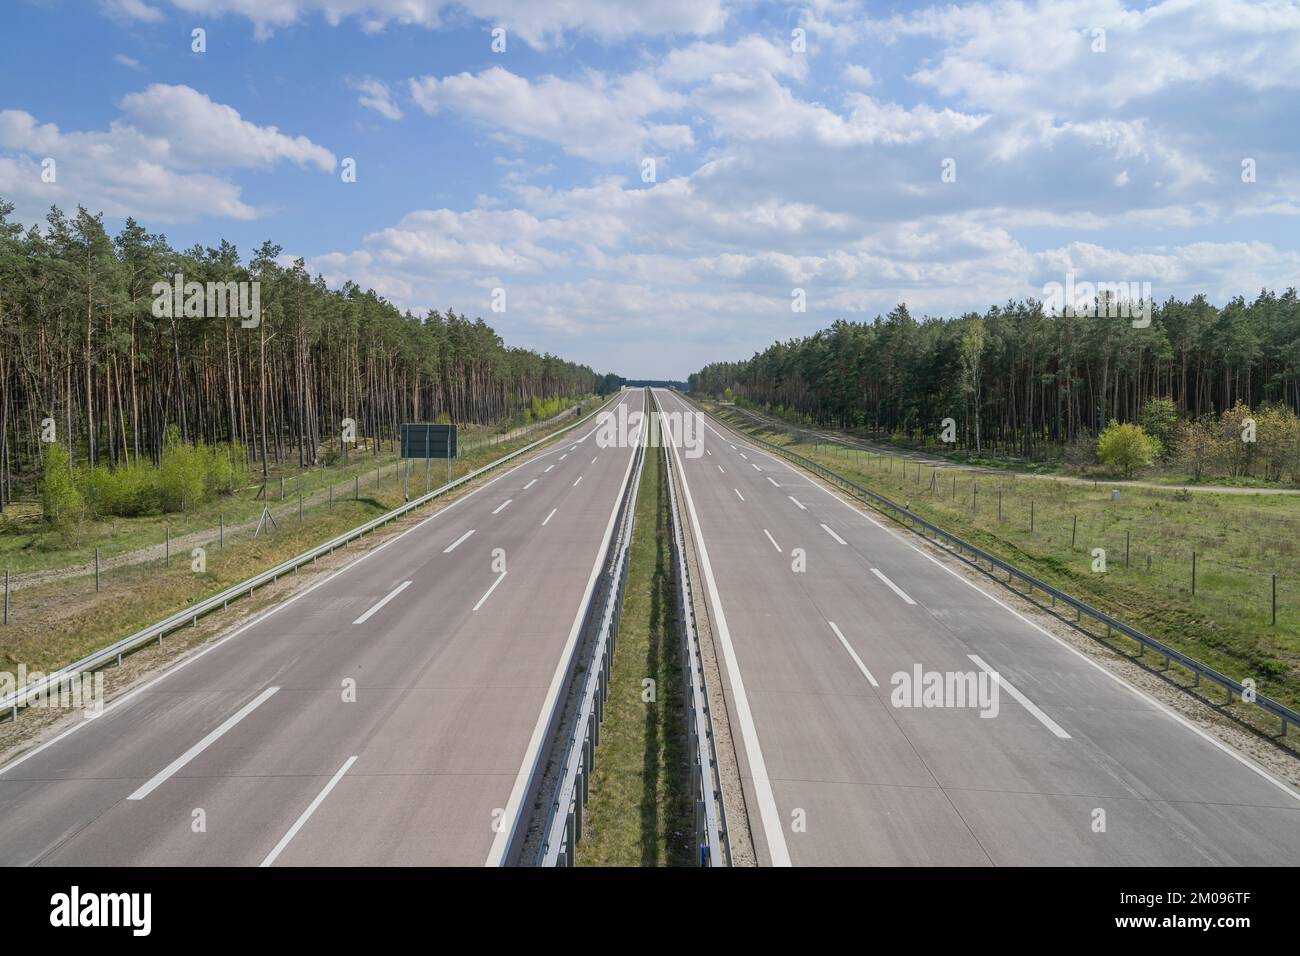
537, 399, 647, 866
659, 394, 730, 866
0, 393, 622, 721
689, 395, 1300, 741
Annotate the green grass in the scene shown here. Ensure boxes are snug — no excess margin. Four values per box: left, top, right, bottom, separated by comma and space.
703, 400, 1300, 744
577, 447, 695, 867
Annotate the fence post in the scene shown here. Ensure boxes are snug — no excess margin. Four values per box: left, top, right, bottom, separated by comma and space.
1030, 499, 1034, 532
1272, 573, 1277, 626
4, 569, 8, 624
95, 546, 100, 592
1192, 551, 1197, 597
1071, 515, 1077, 548
220, 512, 224, 547
165, 527, 170, 567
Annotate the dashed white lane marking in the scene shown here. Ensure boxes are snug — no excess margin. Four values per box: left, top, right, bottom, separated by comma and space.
767, 476, 779, 487
492, 499, 512, 514
591, 456, 598, 464
870, 568, 916, 605
573, 475, 584, 487
763, 529, 781, 552
560, 454, 568, 461
751, 462, 761, 471
542, 508, 557, 526
523, 479, 537, 490
353, 580, 414, 623
828, 622, 879, 688
443, 530, 475, 553
735, 488, 745, 502
717, 465, 725, 474
473, 572, 507, 612
670, 388, 1300, 803
969, 654, 1071, 739
820, 523, 847, 545
545, 465, 555, 473
260, 755, 358, 867
128, 686, 280, 801
788, 495, 807, 510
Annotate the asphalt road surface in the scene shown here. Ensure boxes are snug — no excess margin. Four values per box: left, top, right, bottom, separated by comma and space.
0, 389, 645, 866
654, 388, 1300, 866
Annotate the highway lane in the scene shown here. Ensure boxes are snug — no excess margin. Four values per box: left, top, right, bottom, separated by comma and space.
654, 388, 1300, 866
0, 389, 646, 867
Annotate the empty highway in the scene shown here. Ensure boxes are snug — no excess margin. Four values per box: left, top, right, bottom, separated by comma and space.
654, 388, 1300, 866
0, 390, 646, 866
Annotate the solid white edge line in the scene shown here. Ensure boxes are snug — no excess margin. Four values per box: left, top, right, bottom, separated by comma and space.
820, 523, 847, 545
542, 507, 557, 526
763, 529, 782, 552
486, 390, 648, 866
691, 399, 1300, 804
443, 529, 475, 553
870, 567, 916, 605
828, 622, 879, 688
0, 393, 629, 781
352, 580, 413, 624
969, 654, 1071, 739
127, 686, 280, 800
472, 572, 507, 612
260, 754, 358, 867
657, 389, 792, 867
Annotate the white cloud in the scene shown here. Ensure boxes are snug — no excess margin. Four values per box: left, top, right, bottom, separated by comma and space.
0, 85, 335, 223
119, 85, 336, 171
409, 67, 688, 161
349, 77, 403, 120
114, 53, 144, 70
109, 0, 728, 46
99, 0, 164, 22
841, 63, 875, 87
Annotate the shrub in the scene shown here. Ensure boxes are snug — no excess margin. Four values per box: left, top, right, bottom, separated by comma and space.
40, 445, 84, 527
1096, 420, 1158, 477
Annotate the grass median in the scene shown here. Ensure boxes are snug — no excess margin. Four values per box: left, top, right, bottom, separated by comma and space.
576, 446, 695, 867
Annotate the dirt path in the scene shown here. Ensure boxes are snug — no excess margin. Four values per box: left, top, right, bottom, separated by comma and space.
721, 404, 1300, 497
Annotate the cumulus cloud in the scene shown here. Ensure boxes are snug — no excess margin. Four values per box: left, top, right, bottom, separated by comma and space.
409, 67, 688, 161
349, 77, 403, 120
101, 0, 728, 45
0, 85, 334, 223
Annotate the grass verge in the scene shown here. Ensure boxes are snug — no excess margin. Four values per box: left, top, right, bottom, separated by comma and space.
576, 446, 694, 866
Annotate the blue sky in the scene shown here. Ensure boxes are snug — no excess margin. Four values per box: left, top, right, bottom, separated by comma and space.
2, 0, 1298, 378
